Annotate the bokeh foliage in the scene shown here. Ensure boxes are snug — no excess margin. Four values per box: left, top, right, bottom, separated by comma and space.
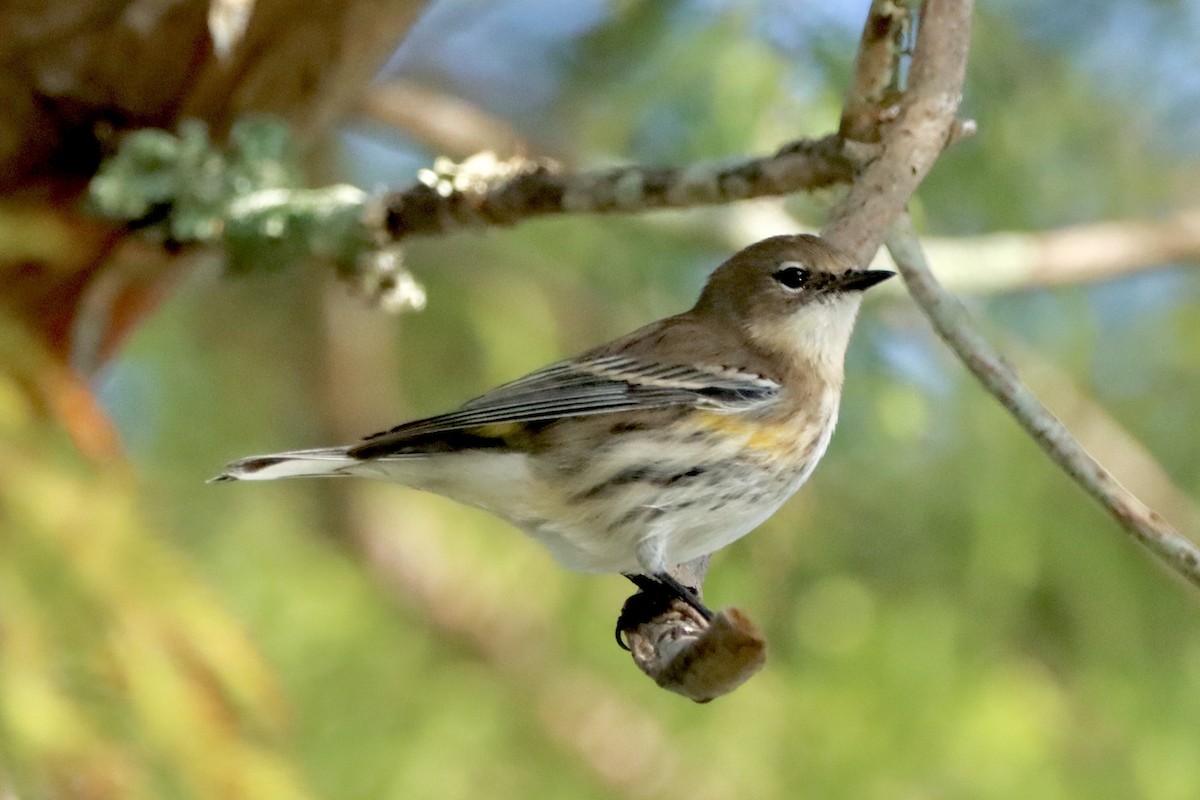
6, 2, 1200, 799
0, 320, 312, 800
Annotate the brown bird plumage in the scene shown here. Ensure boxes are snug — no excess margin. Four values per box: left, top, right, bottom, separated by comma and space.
214, 234, 892, 619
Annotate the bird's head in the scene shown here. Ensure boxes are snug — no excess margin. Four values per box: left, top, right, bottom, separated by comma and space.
694, 234, 893, 372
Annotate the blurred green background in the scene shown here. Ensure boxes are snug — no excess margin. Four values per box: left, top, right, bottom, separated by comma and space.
6, 1, 1200, 798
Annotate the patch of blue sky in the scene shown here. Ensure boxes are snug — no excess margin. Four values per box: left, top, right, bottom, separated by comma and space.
337, 127, 430, 190
869, 323, 957, 397
1005, 0, 1200, 153
380, 0, 609, 115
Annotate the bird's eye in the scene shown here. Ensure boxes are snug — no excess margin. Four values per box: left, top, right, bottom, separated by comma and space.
772, 263, 810, 291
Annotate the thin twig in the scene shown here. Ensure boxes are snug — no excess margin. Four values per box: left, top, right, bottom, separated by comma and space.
839, 0, 911, 143
886, 215, 1200, 588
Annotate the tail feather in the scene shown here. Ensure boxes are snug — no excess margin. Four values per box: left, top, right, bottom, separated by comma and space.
210, 447, 359, 482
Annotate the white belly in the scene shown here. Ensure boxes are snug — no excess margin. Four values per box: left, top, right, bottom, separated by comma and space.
365, 401, 839, 575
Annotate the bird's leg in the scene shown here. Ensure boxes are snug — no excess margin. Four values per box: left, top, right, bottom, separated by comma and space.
615, 571, 714, 650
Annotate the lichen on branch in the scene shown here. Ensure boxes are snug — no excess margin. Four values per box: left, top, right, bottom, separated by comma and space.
87, 116, 423, 311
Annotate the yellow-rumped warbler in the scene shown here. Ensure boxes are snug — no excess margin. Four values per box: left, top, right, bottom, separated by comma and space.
214, 234, 892, 636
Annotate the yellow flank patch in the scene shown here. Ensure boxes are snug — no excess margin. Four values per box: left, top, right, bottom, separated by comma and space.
471, 421, 540, 450
692, 411, 806, 456
475, 422, 524, 438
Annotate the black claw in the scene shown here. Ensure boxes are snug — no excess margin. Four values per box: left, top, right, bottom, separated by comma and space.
655, 572, 714, 620
615, 588, 673, 650
614, 571, 715, 650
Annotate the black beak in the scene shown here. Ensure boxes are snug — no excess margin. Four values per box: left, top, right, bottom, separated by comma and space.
832, 269, 895, 293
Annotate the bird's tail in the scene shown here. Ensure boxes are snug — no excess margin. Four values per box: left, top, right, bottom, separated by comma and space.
209, 447, 361, 482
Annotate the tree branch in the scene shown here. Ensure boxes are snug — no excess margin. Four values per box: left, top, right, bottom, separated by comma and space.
359, 79, 534, 160
911, 205, 1200, 292
822, 0, 974, 263
701, 201, 1199, 295
886, 215, 1200, 588
839, 0, 911, 143
373, 135, 856, 240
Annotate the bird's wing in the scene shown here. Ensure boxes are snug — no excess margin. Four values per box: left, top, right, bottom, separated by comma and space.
348, 354, 779, 458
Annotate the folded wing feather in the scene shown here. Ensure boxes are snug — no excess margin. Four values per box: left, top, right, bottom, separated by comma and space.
349, 354, 779, 459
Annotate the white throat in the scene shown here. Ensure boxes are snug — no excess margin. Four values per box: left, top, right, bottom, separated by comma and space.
750, 294, 863, 375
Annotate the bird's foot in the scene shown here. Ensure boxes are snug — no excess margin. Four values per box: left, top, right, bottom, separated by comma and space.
615, 572, 714, 650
